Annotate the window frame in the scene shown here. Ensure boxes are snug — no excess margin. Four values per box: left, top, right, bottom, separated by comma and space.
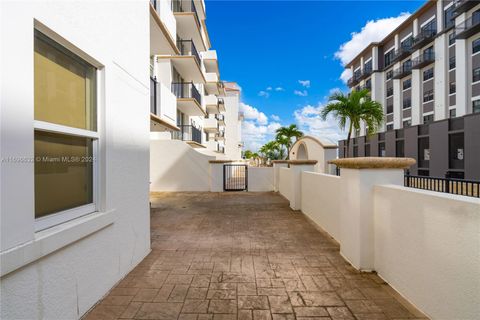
473, 67, 480, 83
473, 38, 480, 55
33, 28, 101, 232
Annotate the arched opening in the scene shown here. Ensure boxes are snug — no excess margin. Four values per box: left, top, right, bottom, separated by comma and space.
297, 143, 308, 160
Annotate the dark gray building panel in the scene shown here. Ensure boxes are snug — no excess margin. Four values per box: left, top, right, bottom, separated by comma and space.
358, 137, 365, 157
385, 131, 396, 157
465, 113, 480, 180
405, 126, 418, 175
369, 134, 379, 157
429, 120, 449, 177
403, 108, 412, 118
449, 94, 456, 107
472, 82, 480, 97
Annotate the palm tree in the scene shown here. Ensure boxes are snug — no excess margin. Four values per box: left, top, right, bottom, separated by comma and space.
275, 135, 289, 159
321, 89, 383, 158
275, 124, 303, 160
259, 141, 282, 160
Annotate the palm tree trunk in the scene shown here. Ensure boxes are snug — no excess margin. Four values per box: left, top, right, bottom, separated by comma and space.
346, 121, 353, 158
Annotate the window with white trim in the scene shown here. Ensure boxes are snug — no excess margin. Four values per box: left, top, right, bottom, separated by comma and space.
34, 30, 98, 229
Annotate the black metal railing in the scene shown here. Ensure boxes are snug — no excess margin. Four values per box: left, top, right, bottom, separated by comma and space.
216, 131, 225, 139
392, 46, 412, 64
171, 82, 201, 106
150, 76, 158, 115
177, 39, 200, 65
404, 173, 480, 198
453, 0, 478, 15
412, 29, 437, 50
172, 125, 202, 144
455, 13, 480, 39
173, 0, 201, 27
216, 114, 225, 122
217, 145, 225, 153
392, 61, 412, 79
412, 52, 435, 69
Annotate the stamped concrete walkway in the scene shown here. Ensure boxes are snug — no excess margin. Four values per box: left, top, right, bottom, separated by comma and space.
85, 192, 427, 320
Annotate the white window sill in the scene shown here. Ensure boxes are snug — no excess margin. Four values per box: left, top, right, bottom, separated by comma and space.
0, 210, 116, 277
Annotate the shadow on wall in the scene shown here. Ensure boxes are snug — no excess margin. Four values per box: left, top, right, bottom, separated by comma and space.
150, 140, 214, 191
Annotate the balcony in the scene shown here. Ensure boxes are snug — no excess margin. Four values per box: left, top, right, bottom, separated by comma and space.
201, 50, 219, 76
392, 46, 412, 64
347, 72, 361, 87
204, 72, 220, 95
454, 0, 478, 15
215, 130, 225, 141
412, 52, 435, 69
150, 77, 179, 132
219, 98, 226, 112
455, 14, 480, 39
172, 125, 203, 145
203, 116, 219, 133
357, 67, 373, 81
173, 0, 207, 51
216, 145, 225, 154
411, 29, 437, 50
159, 39, 205, 83
216, 113, 225, 126
149, 0, 178, 55
205, 95, 220, 114
172, 82, 205, 116
392, 62, 412, 79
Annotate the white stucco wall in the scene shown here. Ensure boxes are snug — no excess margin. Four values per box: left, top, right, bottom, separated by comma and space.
247, 167, 274, 192
223, 92, 242, 160
374, 185, 480, 320
150, 140, 214, 191
278, 167, 292, 202
300, 172, 341, 241
0, 1, 151, 318
289, 136, 337, 173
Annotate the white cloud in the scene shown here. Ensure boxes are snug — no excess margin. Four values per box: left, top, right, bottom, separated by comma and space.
242, 120, 281, 151
294, 90, 308, 97
275, 87, 284, 92
266, 86, 273, 91
335, 12, 410, 66
293, 102, 346, 144
240, 102, 268, 125
271, 114, 281, 121
298, 80, 311, 88
335, 12, 410, 83
258, 90, 270, 98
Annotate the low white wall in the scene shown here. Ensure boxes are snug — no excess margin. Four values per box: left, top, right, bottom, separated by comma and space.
150, 140, 214, 191
248, 167, 274, 192
374, 185, 480, 319
278, 167, 292, 202
301, 172, 341, 241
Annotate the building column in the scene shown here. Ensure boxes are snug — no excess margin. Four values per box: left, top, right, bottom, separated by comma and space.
456, 39, 469, 116
393, 79, 402, 129
329, 157, 415, 271
371, 72, 385, 131
288, 161, 316, 210
411, 50, 422, 126
434, 33, 448, 120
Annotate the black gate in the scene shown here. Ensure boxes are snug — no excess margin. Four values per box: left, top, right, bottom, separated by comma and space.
223, 164, 248, 191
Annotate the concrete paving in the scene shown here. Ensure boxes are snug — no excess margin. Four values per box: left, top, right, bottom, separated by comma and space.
85, 192, 428, 320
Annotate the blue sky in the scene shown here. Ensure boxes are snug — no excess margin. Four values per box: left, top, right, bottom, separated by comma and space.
206, 0, 424, 150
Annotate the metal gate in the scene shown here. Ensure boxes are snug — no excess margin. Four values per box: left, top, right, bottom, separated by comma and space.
223, 164, 248, 191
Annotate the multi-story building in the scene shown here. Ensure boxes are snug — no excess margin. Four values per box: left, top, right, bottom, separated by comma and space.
340, 0, 480, 180
149, 0, 242, 159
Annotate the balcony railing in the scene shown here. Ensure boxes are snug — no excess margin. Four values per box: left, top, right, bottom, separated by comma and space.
412, 52, 435, 69
215, 114, 225, 122
177, 39, 200, 65
412, 29, 437, 50
172, 82, 201, 106
150, 76, 158, 115
215, 131, 225, 140
453, 0, 478, 16
392, 61, 412, 79
455, 13, 480, 39
392, 46, 413, 64
172, 125, 202, 144
217, 145, 225, 154
173, 0, 201, 27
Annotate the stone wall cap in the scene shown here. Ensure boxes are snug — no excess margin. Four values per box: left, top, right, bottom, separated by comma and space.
328, 157, 416, 169
209, 160, 235, 164
272, 160, 289, 164
288, 160, 318, 165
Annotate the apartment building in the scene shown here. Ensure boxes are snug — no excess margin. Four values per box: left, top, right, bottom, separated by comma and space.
149, 0, 243, 159
340, 0, 480, 180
